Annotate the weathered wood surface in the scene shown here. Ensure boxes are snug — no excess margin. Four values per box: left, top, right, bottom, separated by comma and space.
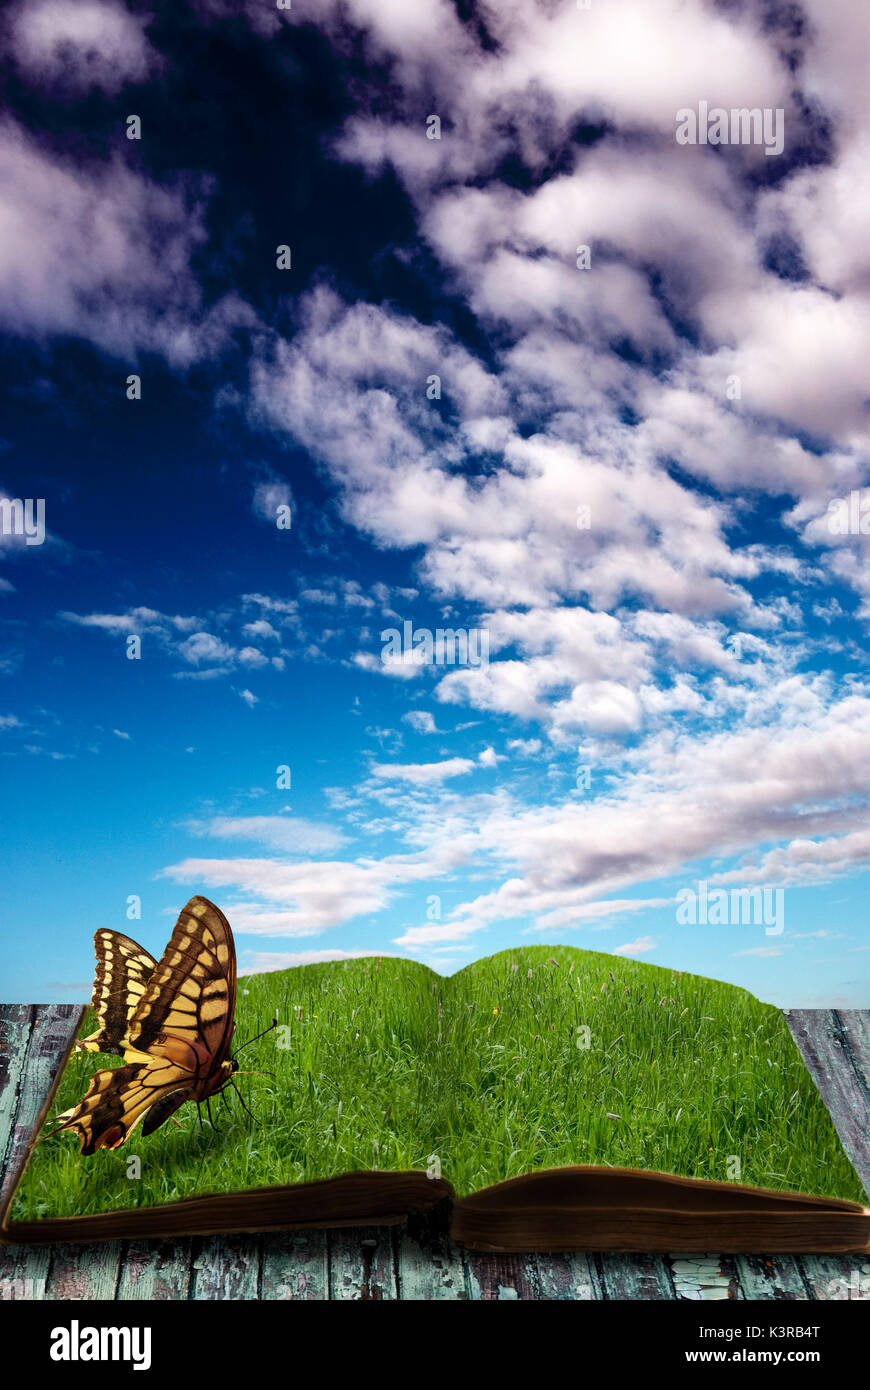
0, 1004, 868, 1301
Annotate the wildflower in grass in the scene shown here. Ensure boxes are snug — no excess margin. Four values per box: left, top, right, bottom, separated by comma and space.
493, 1007, 499, 1015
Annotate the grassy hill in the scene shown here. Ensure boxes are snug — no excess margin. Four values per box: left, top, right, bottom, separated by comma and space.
13, 946, 865, 1221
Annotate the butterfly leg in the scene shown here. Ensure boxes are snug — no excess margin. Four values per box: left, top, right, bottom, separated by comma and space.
229, 1077, 257, 1122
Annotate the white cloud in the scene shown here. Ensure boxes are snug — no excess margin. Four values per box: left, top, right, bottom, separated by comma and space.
394, 919, 486, 948
11, 0, 159, 94
186, 815, 348, 854
178, 632, 236, 666
527, 897, 672, 932
159, 841, 457, 935
613, 936, 657, 957
370, 757, 476, 784
243, 619, 280, 641
252, 478, 293, 529
241, 948, 395, 972
0, 118, 252, 364
402, 710, 438, 734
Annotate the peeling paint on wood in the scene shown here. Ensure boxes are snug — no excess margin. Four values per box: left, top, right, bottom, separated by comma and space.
329, 1226, 396, 1300
2, 1005, 80, 1210
534, 1251, 600, 1300
464, 1249, 537, 1301
46, 1243, 122, 1300
800, 1253, 870, 1301
0, 1006, 34, 1203
396, 1209, 467, 1300
735, 1255, 808, 1300
0, 1241, 51, 1299
190, 1235, 260, 1300
669, 1254, 740, 1300
787, 1009, 870, 1194
598, 1253, 673, 1299
260, 1229, 329, 1300
115, 1240, 192, 1300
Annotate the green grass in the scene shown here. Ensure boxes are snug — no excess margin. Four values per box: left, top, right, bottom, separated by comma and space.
12, 947, 866, 1220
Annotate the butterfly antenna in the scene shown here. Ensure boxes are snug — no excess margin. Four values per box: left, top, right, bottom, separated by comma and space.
232, 1019, 278, 1058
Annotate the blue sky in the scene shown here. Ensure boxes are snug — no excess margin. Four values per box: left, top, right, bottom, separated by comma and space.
1, 0, 869, 1007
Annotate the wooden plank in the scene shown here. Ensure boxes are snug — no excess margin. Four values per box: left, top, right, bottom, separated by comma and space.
1, 1004, 86, 1303
735, 1255, 808, 1300
838, 1010, 870, 1081
834, 1009, 870, 1194
785, 1010, 870, 1192
668, 1254, 740, 1301
46, 1243, 123, 1299
799, 1253, 870, 1301
395, 1206, 467, 1299
0, 1006, 34, 1204
464, 1251, 538, 1300
328, 1227, 396, 1300
534, 1251, 600, 1300
597, 1253, 673, 1299
1, 1003, 81, 1215
261, 1229, 329, 1300
0, 1243, 52, 1299
115, 1240, 192, 1300
189, 1235, 260, 1299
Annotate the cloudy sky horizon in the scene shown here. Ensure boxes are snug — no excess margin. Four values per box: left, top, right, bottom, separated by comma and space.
1, 0, 869, 1006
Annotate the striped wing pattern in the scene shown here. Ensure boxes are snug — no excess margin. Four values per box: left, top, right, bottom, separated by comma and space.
51, 1057, 193, 1156
126, 896, 236, 1064
76, 930, 158, 1056
48, 896, 237, 1154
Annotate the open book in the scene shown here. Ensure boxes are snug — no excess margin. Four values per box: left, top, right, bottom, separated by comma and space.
2, 898, 867, 1253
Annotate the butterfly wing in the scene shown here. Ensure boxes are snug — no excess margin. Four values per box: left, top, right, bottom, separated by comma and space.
48, 1057, 193, 1154
76, 930, 159, 1056
126, 896, 237, 1073
49, 897, 237, 1152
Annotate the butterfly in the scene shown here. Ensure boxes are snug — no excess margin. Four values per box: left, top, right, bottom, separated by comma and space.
48, 895, 261, 1154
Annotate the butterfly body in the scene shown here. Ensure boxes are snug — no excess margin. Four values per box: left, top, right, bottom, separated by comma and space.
50, 896, 240, 1154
